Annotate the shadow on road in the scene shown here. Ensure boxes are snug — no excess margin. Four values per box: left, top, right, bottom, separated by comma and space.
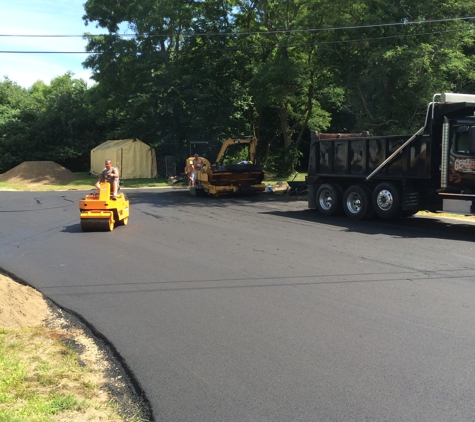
62, 223, 84, 233
263, 208, 475, 242
73, 189, 475, 242
125, 188, 299, 207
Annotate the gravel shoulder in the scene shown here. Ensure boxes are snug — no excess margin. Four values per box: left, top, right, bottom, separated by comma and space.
0, 272, 152, 421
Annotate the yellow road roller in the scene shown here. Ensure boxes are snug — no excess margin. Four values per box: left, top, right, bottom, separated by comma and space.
79, 182, 130, 231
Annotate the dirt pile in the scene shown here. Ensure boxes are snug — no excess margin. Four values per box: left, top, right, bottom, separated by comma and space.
0, 274, 49, 329
0, 161, 79, 185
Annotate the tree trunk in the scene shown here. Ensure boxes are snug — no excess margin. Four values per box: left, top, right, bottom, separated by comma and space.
279, 101, 293, 149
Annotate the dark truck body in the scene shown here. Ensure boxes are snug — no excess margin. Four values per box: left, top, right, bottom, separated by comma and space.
307, 93, 475, 219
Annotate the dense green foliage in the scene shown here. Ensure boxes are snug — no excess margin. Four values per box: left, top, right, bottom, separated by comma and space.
1, 0, 475, 175
0, 75, 105, 172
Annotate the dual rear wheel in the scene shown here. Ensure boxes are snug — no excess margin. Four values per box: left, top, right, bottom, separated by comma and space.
316, 182, 405, 220
343, 185, 374, 220
315, 183, 343, 216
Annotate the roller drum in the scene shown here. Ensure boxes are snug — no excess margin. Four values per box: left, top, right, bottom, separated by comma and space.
80, 217, 114, 232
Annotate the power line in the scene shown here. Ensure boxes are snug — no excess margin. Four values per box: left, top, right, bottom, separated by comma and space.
213, 28, 473, 50
0, 18, 473, 54
0, 15, 474, 39
1, 27, 472, 54
182, 28, 473, 53
0, 51, 97, 54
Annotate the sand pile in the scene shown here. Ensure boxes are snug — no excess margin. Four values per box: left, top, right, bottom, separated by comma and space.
0, 161, 79, 185
0, 274, 49, 329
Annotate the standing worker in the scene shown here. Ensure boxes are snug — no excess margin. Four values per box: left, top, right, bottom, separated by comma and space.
193, 154, 204, 187
185, 160, 194, 188
95, 159, 119, 199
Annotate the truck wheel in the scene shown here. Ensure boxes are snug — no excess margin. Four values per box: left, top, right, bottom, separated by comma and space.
372, 183, 401, 219
343, 185, 373, 220
316, 184, 343, 216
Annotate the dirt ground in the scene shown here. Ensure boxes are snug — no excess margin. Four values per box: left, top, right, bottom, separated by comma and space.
0, 273, 49, 329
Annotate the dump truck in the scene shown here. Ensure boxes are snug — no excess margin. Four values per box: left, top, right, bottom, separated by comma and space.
79, 182, 130, 231
188, 136, 265, 197
307, 92, 475, 220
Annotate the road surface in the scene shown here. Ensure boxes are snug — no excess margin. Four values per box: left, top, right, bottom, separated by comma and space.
1, 188, 475, 421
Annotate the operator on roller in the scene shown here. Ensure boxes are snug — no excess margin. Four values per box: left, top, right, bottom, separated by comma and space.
95, 159, 119, 200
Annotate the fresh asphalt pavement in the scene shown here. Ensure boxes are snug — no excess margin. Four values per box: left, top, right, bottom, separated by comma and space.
1, 187, 475, 421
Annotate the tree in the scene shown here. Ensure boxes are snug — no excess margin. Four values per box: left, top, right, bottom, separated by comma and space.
0, 74, 103, 173
318, 0, 475, 134
232, 0, 343, 173
82, 0, 258, 158
0, 78, 40, 172
34, 74, 105, 171
82, 0, 198, 152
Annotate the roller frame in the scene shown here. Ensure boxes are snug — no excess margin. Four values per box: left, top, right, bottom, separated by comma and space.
79, 183, 130, 232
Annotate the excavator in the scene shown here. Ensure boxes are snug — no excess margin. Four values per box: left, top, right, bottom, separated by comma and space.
187, 136, 265, 197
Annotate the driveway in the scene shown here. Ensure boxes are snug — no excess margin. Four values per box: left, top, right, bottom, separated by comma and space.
1, 188, 475, 421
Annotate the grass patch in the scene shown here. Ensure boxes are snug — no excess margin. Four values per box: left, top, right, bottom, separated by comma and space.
263, 170, 307, 183
417, 210, 475, 220
0, 325, 144, 422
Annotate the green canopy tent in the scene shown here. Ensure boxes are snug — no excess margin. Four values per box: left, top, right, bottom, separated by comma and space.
91, 139, 157, 179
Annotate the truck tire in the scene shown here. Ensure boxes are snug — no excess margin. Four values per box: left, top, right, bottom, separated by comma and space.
343, 185, 373, 220
316, 184, 343, 216
372, 182, 401, 219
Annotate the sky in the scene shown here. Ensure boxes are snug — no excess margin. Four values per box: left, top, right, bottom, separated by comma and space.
1, 0, 108, 88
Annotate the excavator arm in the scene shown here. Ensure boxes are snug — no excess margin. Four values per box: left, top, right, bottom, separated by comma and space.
189, 135, 264, 197
215, 136, 258, 164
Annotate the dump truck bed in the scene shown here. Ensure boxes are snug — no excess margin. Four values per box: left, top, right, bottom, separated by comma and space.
310, 133, 433, 180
